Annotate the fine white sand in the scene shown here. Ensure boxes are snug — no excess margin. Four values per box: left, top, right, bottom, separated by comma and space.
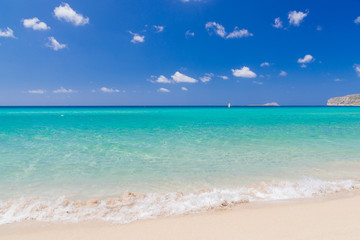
1, 195, 360, 240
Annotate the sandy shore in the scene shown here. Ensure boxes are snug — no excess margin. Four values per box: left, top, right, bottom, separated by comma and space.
1, 195, 360, 240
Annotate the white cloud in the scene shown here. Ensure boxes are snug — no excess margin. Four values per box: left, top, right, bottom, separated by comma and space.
151, 73, 198, 84
297, 54, 314, 67
232, 67, 257, 78
273, 17, 283, 28
0, 27, 15, 38
279, 70, 288, 76
46, 37, 66, 51
171, 71, 198, 83
253, 81, 263, 85
226, 27, 253, 39
206, 22, 252, 39
288, 10, 309, 26
200, 73, 214, 83
185, 30, 195, 37
205, 22, 226, 38
181, 87, 188, 91
28, 89, 46, 94
218, 75, 228, 80
298, 54, 314, 63
23, 17, 50, 31
129, 31, 145, 43
153, 25, 164, 33
53, 87, 76, 94
54, 3, 89, 26
100, 87, 120, 93
354, 16, 360, 24
153, 75, 172, 84
158, 87, 170, 93
263, 102, 280, 106
354, 64, 360, 77
260, 62, 270, 67
316, 25, 322, 31
181, 0, 203, 2
334, 78, 343, 82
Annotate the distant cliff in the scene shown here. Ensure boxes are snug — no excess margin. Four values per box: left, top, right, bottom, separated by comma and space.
327, 94, 360, 106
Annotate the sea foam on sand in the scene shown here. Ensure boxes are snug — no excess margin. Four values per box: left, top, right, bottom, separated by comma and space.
1, 177, 359, 225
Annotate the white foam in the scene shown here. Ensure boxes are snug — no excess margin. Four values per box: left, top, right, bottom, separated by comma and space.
1, 177, 359, 225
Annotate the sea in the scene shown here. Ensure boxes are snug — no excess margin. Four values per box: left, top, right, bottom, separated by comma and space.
1, 106, 360, 224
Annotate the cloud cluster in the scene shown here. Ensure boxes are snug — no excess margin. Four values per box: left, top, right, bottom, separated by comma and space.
232, 67, 257, 78
200, 73, 214, 83
27, 87, 79, 94
100, 87, 120, 93
205, 22, 226, 38
46, 37, 66, 51
129, 31, 145, 43
129, 25, 164, 43
279, 70, 287, 76
181, 0, 203, 2
158, 87, 170, 93
23, 17, 50, 31
288, 10, 309, 26
17, 3, 88, 51
8, 3, 360, 97
226, 27, 253, 39
0, 27, 15, 38
28, 87, 123, 94
54, 3, 89, 26
205, 22, 253, 39
218, 75, 229, 80
172, 71, 198, 83
274, 10, 308, 29
252, 80, 263, 85
151, 72, 199, 88
152, 75, 172, 84
185, 30, 195, 37
297, 54, 314, 67
151, 71, 230, 92
153, 25, 164, 33
273, 17, 283, 28
354, 64, 360, 77
354, 16, 360, 24
28, 89, 46, 94
28, 88, 126, 95
53, 87, 76, 93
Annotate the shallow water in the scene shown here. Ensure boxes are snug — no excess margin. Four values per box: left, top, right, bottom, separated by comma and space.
1, 107, 360, 224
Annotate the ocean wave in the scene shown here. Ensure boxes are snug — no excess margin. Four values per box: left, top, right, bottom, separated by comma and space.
1, 177, 359, 225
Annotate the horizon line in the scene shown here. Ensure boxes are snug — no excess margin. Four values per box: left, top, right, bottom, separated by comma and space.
0, 105, 348, 108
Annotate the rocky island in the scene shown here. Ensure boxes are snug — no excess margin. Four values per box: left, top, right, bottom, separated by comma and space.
327, 94, 360, 106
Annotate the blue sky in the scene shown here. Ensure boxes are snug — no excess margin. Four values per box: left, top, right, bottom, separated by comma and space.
0, 0, 360, 106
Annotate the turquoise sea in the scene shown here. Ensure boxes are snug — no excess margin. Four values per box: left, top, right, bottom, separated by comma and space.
1, 106, 360, 224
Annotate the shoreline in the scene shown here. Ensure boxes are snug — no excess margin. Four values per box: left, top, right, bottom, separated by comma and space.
1, 192, 360, 240
1, 177, 360, 225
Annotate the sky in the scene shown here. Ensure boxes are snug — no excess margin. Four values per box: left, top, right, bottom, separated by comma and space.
0, 0, 360, 106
